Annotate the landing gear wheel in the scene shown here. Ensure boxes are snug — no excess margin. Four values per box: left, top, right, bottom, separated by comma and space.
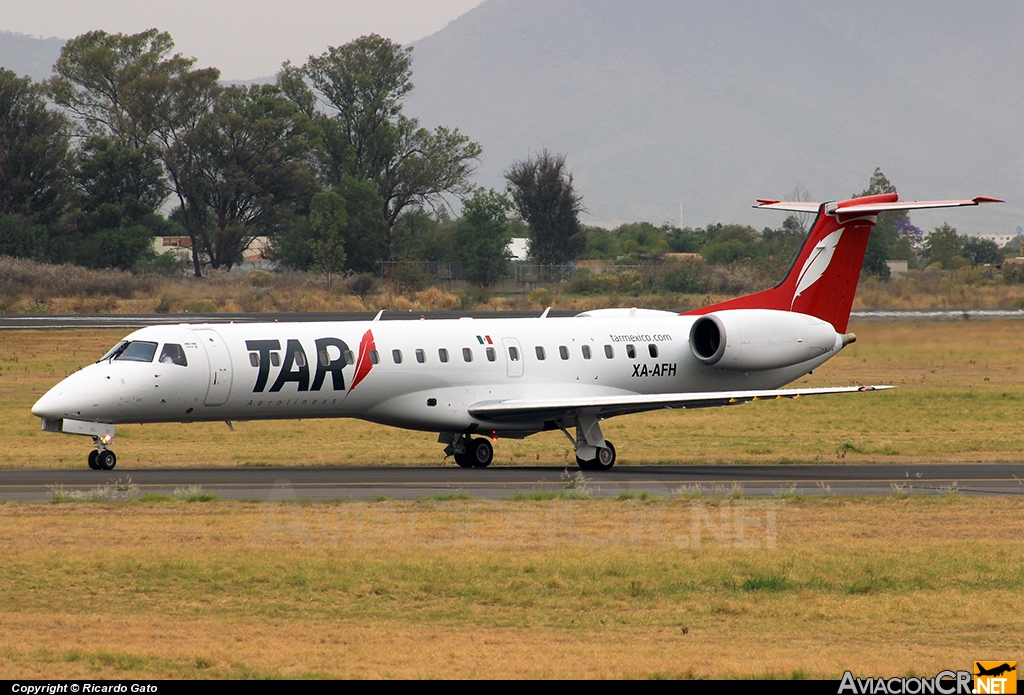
88, 450, 100, 470
469, 438, 493, 468
577, 441, 616, 471
453, 451, 474, 468
593, 441, 616, 471
96, 450, 116, 471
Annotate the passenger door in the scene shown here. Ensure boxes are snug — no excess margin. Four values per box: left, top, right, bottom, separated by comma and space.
192, 328, 233, 405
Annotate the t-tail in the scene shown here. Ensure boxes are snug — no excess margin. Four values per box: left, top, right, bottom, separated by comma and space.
685, 193, 1001, 333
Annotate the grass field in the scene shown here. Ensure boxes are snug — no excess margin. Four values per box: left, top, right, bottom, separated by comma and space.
1, 496, 1021, 679
1, 320, 1023, 467
2, 320, 1023, 678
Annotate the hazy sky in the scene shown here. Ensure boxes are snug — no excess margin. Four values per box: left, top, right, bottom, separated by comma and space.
1, 0, 484, 78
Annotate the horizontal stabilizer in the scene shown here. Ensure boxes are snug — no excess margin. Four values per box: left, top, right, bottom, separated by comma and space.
754, 196, 1001, 215
469, 385, 894, 423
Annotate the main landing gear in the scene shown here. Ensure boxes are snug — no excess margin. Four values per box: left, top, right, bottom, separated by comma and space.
441, 433, 494, 468
87, 437, 116, 470
577, 441, 616, 471
560, 415, 616, 471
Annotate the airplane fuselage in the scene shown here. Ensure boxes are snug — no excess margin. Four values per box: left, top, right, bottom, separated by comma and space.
32, 310, 843, 438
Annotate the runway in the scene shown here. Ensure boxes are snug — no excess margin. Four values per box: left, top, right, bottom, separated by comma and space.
3, 308, 1024, 330
2, 463, 1022, 501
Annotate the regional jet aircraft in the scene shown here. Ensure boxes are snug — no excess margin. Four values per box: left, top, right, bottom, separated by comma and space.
32, 193, 999, 470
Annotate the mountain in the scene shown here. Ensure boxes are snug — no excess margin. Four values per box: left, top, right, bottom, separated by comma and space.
406, 0, 1023, 233
0, 32, 64, 82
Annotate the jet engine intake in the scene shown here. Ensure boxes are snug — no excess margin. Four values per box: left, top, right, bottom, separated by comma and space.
689, 309, 840, 371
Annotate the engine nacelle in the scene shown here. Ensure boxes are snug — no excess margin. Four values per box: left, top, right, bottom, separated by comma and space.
689, 309, 841, 371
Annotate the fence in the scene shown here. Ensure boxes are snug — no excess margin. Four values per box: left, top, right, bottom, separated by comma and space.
380, 261, 579, 292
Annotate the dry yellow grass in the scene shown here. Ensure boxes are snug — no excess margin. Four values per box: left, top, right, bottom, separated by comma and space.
2, 320, 1023, 467
0, 497, 1021, 678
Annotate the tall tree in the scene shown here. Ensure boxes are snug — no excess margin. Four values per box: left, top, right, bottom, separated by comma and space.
49, 29, 222, 275
505, 150, 586, 264
47, 29, 192, 148
0, 69, 71, 222
279, 34, 481, 262
172, 84, 317, 271
453, 188, 513, 287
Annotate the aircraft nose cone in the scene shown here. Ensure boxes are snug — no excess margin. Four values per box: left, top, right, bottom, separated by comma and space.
32, 387, 66, 420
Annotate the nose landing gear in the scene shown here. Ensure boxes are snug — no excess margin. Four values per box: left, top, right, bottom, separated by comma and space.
88, 437, 117, 470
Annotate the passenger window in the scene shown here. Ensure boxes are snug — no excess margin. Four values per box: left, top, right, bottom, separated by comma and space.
463, 347, 474, 362
486, 347, 496, 362
604, 345, 614, 359
508, 346, 520, 361
294, 351, 306, 368
158, 343, 188, 366
369, 350, 380, 365
439, 348, 449, 363
249, 352, 260, 368
114, 341, 158, 363
393, 349, 403, 364
344, 350, 355, 364
559, 346, 569, 360
582, 345, 592, 360
535, 346, 546, 360
270, 352, 281, 367
649, 344, 659, 358
416, 349, 426, 364
626, 344, 636, 359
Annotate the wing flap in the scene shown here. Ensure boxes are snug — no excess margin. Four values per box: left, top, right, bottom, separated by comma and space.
469, 385, 894, 422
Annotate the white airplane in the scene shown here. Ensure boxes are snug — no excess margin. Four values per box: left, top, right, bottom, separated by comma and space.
32, 192, 999, 471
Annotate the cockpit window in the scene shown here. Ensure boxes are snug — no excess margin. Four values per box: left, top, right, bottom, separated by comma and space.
98, 341, 129, 362
113, 341, 158, 363
158, 343, 188, 366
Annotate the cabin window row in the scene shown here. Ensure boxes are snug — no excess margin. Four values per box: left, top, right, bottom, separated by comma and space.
249, 342, 661, 367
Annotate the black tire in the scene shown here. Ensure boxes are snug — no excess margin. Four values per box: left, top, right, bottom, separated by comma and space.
470, 438, 493, 468
96, 450, 116, 471
88, 450, 100, 470
453, 451, 475, 468
593, 441, 616, 471
577, 442, 616, 471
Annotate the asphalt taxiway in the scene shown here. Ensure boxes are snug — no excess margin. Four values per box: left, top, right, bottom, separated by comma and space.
1, 463, 1021, 502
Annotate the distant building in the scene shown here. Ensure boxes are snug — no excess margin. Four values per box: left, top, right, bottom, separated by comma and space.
886, 260, 908, 276
974, 233, 1022, 248
152, 236, 272, 267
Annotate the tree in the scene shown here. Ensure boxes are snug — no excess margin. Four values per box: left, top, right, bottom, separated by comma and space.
0, 69, 71, 222
270, 175, 386, 274
70, 135, 169, 269
280, 34, 481, 262
49, 29, 222, 275
856, 167, 901, 279
47, 29, 193, 148
453, 189, 513, 287
505, 150, 585, 264
173, 84, 317, 271
308, 191, 347, 289
924, 223, 965, 269
961, 236, 1001, 266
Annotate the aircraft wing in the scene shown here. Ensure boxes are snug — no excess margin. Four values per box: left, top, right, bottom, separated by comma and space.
468, 385, 894, 423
